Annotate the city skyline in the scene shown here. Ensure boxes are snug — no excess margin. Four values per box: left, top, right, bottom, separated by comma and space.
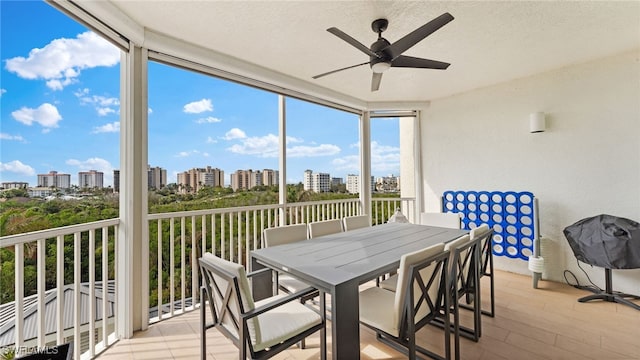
0, 1, 401, 188
2, 165, 400, 192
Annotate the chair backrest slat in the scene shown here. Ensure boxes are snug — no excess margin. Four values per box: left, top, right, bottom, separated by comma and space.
263, 223, 308, 247
308, 219, 344, 238
445, 235, 474, 295
392, 243, 448, 334
470, 224, 492, 274
420, 212, 462, 229
199, 253, 261, 346
342, 215, 370, 231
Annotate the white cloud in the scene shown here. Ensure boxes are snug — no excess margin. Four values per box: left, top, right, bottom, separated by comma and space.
227, 133, 278, 157
175, 150, 208, 158
288, 144, 341, 158
206, 136, 217, 144
66, 157, 114, 186
92, 122, 120, 133
66, 157, 113, 171
183, 99, 213, 114
332, 155, 359, 171
0, 89, 6, 97
4, 31, 120, 91
332, 141, 400, 173
97, 107, 116, 116
74, 88, 119, 116
226, 133, 340, 158
0, 133, 26, 142
11, 103, 62, 131
195, 116, 222, 124
222, 128, 247, 140
287, 136, 304, 144
0, 160, 36, 176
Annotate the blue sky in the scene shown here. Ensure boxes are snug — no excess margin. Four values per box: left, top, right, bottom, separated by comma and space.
0, 1, 400, 188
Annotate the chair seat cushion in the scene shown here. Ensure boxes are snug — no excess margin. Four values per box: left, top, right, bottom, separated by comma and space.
359, 287, 398, 336
379, 274, 398, 292
279, 275, 311, 294
253, 294, 322, 351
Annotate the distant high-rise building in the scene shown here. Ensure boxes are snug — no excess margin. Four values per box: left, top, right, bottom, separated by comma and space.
114, 165, 167, 192
148, 165, 167, 189
262, 169, 279, 187
346, 174, 375, 194
177, 166, 224, 194
230, 169, 278, 191
1, 182, 29, 190
37, 171, 71, 189
346, 174, 359, 194
78, 170, 104, 189
304, 170, 330, 193
231, 169, 261, 191
376, 174, 400, 193
331, 177, 343, 186
303, 170, 313, 191
113, 170, 120, 192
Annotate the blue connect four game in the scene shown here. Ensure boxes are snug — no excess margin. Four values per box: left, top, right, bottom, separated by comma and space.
442, 191, 536, 260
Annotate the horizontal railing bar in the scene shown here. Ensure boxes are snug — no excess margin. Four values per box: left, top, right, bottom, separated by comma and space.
148, 203, 284, 220
0, 218, 119, 246
147, 198, 362, 221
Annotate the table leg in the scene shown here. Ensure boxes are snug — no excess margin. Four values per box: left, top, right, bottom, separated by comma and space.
250, 256, 272, 301
331, 282, 360, 360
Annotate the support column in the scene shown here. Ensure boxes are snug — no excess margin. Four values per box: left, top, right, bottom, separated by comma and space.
359, 112, 372, 217
278, 95, 287, 225
117, 45, 149, 338
413, 112, 424, 218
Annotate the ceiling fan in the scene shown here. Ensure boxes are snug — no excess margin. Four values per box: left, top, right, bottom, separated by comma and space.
313, 13, 454, 91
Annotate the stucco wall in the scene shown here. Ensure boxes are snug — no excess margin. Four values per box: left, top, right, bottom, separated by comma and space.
419, 50, 640, 294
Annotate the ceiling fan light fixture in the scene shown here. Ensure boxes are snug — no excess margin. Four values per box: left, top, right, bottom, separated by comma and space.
371, 61, 391, 73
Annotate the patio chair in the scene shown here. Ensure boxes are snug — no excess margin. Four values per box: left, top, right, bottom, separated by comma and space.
432, 232, 486, 352
420, 212, 462, 229
460, 224, 495, 317
342, 214, 370, 231
263, 224, 318, 304
359, 243, 451, 360
308, 219, 344, 238
199, 253, 326, 360
379, 213, 461, 290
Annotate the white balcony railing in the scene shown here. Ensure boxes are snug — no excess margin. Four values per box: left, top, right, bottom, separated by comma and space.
0, 219, 119, 360
0, 197, 413, 359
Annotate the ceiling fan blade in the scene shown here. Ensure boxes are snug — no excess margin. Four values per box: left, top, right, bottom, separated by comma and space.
371, 72, 382, 92
327, 27, 380, 58
386, 12, 454, 59
391, 55, 450, 70
312, 62, 369, 79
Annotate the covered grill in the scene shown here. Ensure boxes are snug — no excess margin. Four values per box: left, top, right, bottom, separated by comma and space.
563, 214, 640, 310
564, 214, 640, 269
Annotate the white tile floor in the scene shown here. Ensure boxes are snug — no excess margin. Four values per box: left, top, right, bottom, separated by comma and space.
97, 271, 640, 360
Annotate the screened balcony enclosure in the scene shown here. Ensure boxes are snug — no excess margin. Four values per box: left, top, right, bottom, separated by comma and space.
2, 1, 639, 359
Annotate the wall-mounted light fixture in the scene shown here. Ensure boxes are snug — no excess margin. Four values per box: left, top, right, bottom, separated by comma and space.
530, 112, 546, 133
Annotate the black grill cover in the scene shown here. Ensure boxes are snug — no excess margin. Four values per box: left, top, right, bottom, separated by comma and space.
563, 214, 640, 269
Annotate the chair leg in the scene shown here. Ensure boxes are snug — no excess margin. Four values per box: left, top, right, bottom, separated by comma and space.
486, 252, 495, 317
474, 270, 482, 339
320, 291, 327, 360
200, 287, 206, 360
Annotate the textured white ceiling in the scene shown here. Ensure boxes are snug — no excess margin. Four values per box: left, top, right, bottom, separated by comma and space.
108, 1, 640, 103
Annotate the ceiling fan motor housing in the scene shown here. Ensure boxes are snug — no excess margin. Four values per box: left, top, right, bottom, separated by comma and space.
370, 38, 392, 72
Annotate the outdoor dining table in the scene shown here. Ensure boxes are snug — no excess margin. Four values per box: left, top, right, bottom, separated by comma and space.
250, 222, 468, 360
